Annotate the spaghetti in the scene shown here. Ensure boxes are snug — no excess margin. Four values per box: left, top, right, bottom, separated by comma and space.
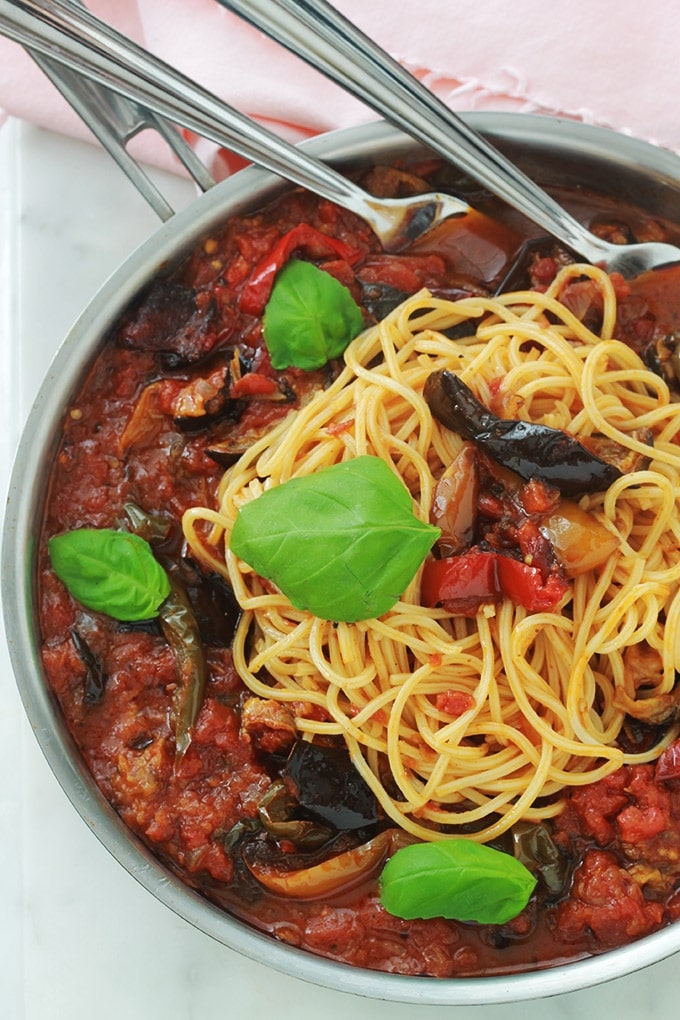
183, 263, 680, 843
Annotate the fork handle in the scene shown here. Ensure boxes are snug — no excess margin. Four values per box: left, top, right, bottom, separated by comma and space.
219, 0, 610, 264
0, 0, 405, 235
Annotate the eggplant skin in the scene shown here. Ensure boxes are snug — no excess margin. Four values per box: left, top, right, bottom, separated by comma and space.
119, 281, 218, 368
284, 741, 380, 831
424, 370, 623, 497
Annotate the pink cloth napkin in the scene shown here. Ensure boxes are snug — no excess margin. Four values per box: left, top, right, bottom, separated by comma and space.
1, 0, 679, 179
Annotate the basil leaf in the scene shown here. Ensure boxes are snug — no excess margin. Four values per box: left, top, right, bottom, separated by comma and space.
263, 259, 364, 370
48, 528, 171, 622
229, 456, 440, 622
379, 839, 537, 924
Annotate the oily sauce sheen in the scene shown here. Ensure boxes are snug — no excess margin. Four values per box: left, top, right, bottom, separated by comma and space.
38, 159, 680, 977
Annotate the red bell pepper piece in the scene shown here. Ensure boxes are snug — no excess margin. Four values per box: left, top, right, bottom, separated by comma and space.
421, 549, 568, 616
229, 372, 278, 398
656, 739, 680, 782
421, 551, 500, 617
239, 224, 363, 315
495, 555, 569, 612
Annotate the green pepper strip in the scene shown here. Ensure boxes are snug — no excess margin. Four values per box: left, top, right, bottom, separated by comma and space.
159, 576, 207, 762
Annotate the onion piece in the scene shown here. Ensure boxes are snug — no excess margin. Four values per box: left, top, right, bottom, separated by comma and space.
430, 443, 478, 557
539, 500, 619, 576
245, 830, 408, 900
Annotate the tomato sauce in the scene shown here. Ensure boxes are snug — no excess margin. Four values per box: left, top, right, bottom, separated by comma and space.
37, 158, 680, 978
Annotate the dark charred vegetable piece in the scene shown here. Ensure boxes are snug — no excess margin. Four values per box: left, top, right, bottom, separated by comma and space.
359, 279, 410, 321
511, 821, 569, 898
171, 364, 231, 432
128, 733, 155, 751
241, 697, 298, 757
580, 430, 653, 475
205, 412, 282, 469
424, 370, 623, 497
284, 741, 380, 830
184, 568, 242, 648
493, 237, 575, 294
70, 629, 107, 705
124, 504, 241, 647
123, 502, 173, 544
639, 332, 680, 391
116, 617, 162, 637
613, 685, 680, 726
221, 817, 262, 854
205, 406, 293, 468
204, 439, 248, 469
119, 280, 217, 368
159, 576, 207, 762
257, 781, 333, 850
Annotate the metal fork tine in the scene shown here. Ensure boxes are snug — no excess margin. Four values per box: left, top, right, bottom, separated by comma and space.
147, 113, 216, 193
25, 0, 215, 220
29, 49, 215, 221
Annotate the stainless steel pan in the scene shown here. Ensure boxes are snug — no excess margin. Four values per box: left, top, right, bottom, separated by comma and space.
5, 113, 680, 1004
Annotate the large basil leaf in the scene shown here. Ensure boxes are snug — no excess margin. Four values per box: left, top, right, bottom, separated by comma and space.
263, 259, 364, 370
229, 456, 440, 622
48, 528, 171, 622
379, 839, 537, 924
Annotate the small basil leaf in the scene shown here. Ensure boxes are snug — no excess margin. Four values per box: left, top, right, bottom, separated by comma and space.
230, 456, 440, 622
263, 259, 364, 370
48, 528, 171, 622
379, 839, 537, 924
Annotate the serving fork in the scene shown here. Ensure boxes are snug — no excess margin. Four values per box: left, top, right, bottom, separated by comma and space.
216, 0, 680, 280
3, 0, 680, 281
0, 0, 471, 247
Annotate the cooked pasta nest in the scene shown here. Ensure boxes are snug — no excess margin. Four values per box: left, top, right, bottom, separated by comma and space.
184, 264, 680, 843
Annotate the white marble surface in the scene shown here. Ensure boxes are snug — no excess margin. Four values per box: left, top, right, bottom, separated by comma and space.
2, 118, 680, 1020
